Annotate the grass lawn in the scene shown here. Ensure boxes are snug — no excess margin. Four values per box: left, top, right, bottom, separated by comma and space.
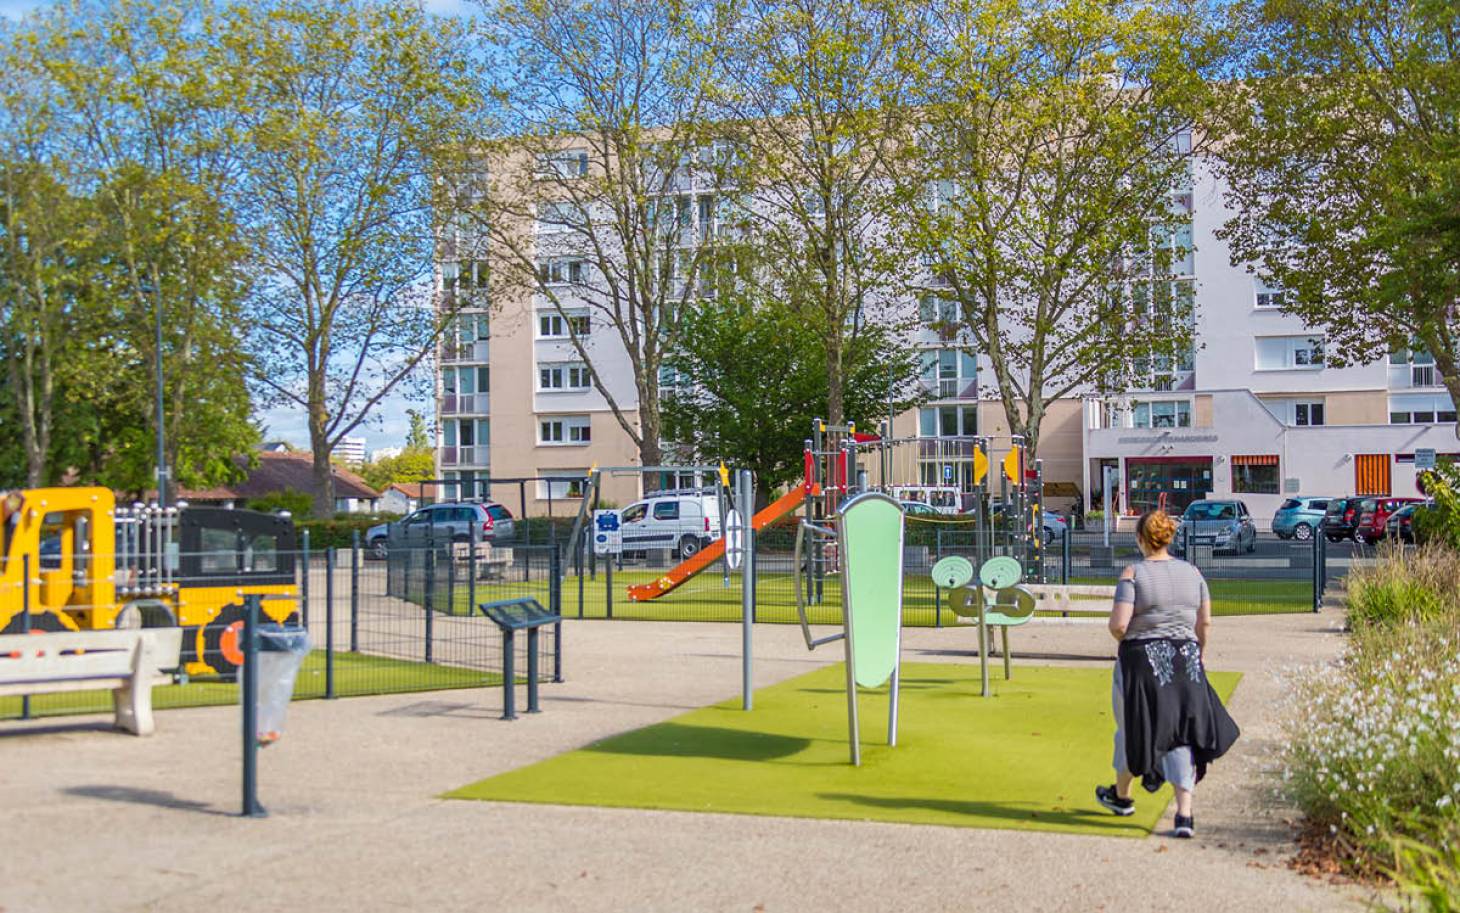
0, 650, 493, 720
447, 568, 1312, 623
447, 661, 1241, 837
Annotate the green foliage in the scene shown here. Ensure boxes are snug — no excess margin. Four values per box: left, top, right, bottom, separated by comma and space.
245, 490, 314, 517
1415, 463, 1460, 550
661, 295, 924, 498
1216, 0, 1460, 432
360, 447, 435, 493
1347, 545, 1460, 631
1283, 550, 1460, 888
295, 515, 390, 550
1387, 828, 1460, 913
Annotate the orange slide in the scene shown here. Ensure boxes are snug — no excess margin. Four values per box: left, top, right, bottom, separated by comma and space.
626, 485, 811, 601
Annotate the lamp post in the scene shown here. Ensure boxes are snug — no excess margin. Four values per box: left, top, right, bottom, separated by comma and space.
149, 278, 167, 511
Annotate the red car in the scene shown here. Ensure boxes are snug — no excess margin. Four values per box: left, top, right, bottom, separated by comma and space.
1355, 497, 1423, 543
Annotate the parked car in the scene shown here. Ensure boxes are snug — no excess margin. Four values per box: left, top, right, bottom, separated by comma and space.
1384, 501, 1431, 544
988, 501, 1068, 539
1271, 496, 1333, 541
899, 500, 941, 517
367, 501, 515, 558
1355, 497, 1423, 544
620, 492, 722, 559
1175, 499, 1257, 555
1322, 497, 1367, 542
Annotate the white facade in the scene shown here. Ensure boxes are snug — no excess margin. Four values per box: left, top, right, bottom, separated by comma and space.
336, 436, 367, 465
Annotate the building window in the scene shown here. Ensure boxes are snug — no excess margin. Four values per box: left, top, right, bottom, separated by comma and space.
918, 295, 958, 325
540, 415, 591, 445
536, 149, 589, 179
1255, 335, 1325, 370
538, 258, 585, 285
920, 348, 976, 398
1391, 347, 1441, 387
1132, 400, 1191, 429
918, 405, 977, 437
1254, 279, 1286, 309
1231, 455, 1280, 494
1390, 392, 1457, 424
568, 314, 590, 336
537, 471, 588, 499
539, 363, 590, 391
536, 201, 578, 233
1294, 402, 1324, 426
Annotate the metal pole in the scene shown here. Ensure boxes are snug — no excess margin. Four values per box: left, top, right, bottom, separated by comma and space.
501, 629, 517, 720
300, 528, 311, 628
21, 554, 31, 720
605, 555, 613, 620
241, 595, 265, 817
577, 526, 586, 620
934, 526, 942, 627
325, 547, 336, 699
154, 281, 167, 513
739, 469, 755, 711
526, 627, 541, 712
350, 530, 360, 652
424, 540, 435, 663
468, 522, 477, 621
550, 544, 564, 682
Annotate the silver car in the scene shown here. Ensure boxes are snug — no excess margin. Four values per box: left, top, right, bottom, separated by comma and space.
367, 501, 514, 558
1175, 499, 1257, 555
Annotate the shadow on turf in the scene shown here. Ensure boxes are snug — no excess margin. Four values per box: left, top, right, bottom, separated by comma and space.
584, 722, 811, 762
817, 791, 1127, 830
64, 784, 229, 816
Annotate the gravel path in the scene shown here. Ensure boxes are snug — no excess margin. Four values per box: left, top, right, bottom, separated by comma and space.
1, 608, 1368, 912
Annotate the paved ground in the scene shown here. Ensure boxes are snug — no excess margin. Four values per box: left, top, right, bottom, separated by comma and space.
3, 608, 1370, 913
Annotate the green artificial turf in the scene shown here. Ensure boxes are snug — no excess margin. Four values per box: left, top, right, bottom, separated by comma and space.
447, 661, 1241, 837
0, 649, 492, 720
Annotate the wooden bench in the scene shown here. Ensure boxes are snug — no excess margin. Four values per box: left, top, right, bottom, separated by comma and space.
450, 542, 509, 581
0, 628, 184, 735
1023, 583, 1119, 619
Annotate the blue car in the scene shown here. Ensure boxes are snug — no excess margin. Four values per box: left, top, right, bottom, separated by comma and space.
1272, 497, 1333, 541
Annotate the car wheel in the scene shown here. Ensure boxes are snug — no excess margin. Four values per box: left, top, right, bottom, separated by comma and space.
370, 537, 389, 560
679, 535, 702, 559
1293, 523, 1312, 541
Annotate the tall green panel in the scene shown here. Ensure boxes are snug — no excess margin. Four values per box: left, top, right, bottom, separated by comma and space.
839, 494, 905, 688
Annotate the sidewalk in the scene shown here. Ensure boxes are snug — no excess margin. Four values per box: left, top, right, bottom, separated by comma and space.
1, 609, 1366, 912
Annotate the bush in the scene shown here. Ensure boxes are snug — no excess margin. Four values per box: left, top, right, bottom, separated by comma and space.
245, 490, 313, 516
295, 516, 387, 550
1282, 548, 1460, 901
1414, 463, 1460, 550
1346, 544, 1460, 631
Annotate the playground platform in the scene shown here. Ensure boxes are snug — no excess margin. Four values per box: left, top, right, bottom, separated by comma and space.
3, 612, 1365, 913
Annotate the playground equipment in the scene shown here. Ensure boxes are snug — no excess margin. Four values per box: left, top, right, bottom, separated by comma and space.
932, 555, 1037, 697
795, 491, 906, 766
0, 487, 300, 676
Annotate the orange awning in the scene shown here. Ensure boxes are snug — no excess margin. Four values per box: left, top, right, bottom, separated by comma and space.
1230, 454, 1278, 466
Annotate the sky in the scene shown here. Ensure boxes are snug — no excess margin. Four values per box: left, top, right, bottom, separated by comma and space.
2, 0, 475, 455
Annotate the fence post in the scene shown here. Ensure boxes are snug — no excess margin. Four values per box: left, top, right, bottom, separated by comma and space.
550, 544, 564, 683
300, 528, 311, 628
240, 594, 266, 817
577, 527, 586, 620
1062, 527, 1071, 585
350, 530, 360, 653
605, 554, 613, 620
325, 547, 336, 699
424, 543, 435, 663
446, 534, 457, 616
21, 553, 31, 720
934, 527, 942, 628
468, 524, 478, 622
739, 469, 755, 710
1313, 522, 1325, 613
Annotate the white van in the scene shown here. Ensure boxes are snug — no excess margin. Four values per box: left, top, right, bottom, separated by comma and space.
620, 492, 724, 558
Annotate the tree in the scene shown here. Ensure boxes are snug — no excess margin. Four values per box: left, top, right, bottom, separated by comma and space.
360, 409, 436, 491
1216, 0, 1460, 439
895, 0, 1223, 462
708, 0, 919, 427
1, 1, 259, 494
471, 0, 728, 475
662, 292, 924, 502
219, 0, 483, 517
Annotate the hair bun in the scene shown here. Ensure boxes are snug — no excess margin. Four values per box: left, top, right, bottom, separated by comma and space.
1137, 510, 1177, 551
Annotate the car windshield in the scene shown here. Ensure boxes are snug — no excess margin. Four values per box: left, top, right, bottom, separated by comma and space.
1280, 499, 1300, 510
1184, 502, 1235, 521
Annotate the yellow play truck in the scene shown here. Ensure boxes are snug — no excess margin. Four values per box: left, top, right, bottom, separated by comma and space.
1, 487, 300, 676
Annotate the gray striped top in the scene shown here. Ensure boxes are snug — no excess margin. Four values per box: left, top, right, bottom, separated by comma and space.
1113, 558, 1208, 641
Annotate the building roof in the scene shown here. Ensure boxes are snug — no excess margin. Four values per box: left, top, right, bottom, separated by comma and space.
388, 482, 426, 499
178, 452, 380, 502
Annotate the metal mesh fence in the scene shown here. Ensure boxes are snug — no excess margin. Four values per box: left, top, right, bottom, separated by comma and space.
0, 546, 557, 722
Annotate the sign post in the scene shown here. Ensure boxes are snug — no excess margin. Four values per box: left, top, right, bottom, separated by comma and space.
592, 509, 623, 557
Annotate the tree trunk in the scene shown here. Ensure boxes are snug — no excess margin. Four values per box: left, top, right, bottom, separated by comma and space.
309, 407, 334, 519
1436, 351, 1460, 443
639, 401, 663, 492
825, 332, 844, 427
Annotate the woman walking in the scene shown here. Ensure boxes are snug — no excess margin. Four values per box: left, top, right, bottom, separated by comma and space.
1095, 509, 1239, 838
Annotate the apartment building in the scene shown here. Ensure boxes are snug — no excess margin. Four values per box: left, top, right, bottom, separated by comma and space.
435, 150, 1457, 522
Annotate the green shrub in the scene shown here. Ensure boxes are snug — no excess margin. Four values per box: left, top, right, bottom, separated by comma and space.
1346, 545, 1460, 630
1415, 462, 1460, 550
295, 516, 387, 550
245, 490, 313, 516
1388, 828, 1460, 912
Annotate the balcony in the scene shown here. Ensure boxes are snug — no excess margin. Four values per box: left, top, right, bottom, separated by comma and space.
440, 445, 489, 467
923, 377, 978, 400
440, 393, 490, 416
441, 340, 489, 364
1389, 363, 1444, 390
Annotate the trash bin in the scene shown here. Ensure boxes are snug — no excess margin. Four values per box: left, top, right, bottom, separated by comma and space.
248, 624, 310, 747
